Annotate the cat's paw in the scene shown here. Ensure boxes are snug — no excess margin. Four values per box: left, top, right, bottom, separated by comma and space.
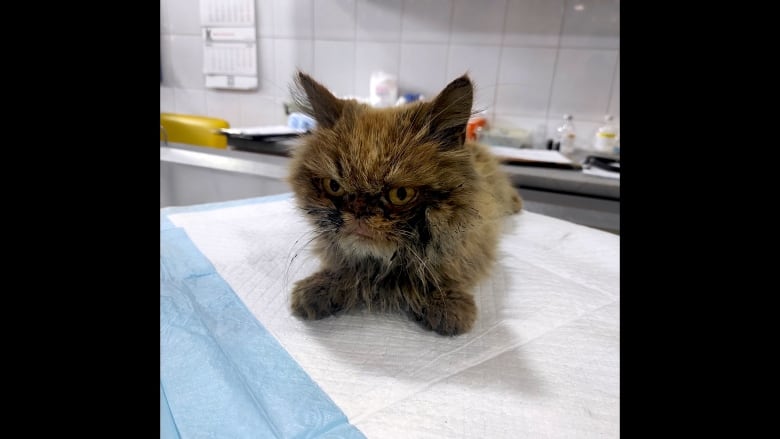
291, 271, 344, 320
414, 291, 477, 336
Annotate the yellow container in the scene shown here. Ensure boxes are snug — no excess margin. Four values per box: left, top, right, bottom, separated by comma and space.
160, 113, 230, 149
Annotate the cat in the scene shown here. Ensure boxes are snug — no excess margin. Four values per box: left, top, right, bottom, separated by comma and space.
287, 72, 522, 336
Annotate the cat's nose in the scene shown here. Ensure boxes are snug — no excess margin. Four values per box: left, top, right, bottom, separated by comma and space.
346, 194, 380, 218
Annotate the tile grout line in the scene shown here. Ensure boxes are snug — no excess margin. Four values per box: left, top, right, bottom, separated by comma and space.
398, 0, 407, 89
605, 51, 619, 116
443, 0, 455, 88
491, 0, 512, 126
353, 0, 358, 96
544, 0, 568, 129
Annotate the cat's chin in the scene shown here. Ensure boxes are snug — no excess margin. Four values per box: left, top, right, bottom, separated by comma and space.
337, 234, 397, 261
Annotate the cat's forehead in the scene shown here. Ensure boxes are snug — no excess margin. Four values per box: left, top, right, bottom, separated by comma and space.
350, 104, 424, 137
335, 108, 439, 185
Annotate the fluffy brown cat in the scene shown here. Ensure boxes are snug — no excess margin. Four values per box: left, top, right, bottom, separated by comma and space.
287, 72, 522, 335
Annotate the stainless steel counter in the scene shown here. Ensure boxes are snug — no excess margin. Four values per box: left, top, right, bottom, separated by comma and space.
502, 159, 619, 200
160, 142, 293, 208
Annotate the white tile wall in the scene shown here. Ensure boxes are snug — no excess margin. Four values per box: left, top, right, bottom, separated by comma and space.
273, 38, 314, 96
314, 0, 356, 40
240, 94, 287, 127
205, 90, 243, 125
273, 0, 313, 38
161, 0, 619, 144
356, 0, 403, 42
160, 1, 170, 34
160, 35, 175, 88
166, 0, 202, 35
257, 38, 276, 96
499, 47, 557, 87
174, 88, 207, 115
164, 35, 204, 90
160, 87, 176, 113
494, 83, 551, 119
608, 56, 619, 118
257, 0, 274, 37
560, 0, 620, 49
548, 49, 617, 121
496, 47, 557, 118
503, 0, 565, 47
450, 0, 507, 45
399, 43, 448, 97
401, 0, 453, 43
314, 40, 356, 97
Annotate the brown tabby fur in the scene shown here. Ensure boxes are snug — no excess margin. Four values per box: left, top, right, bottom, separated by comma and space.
287, 72, 522, 335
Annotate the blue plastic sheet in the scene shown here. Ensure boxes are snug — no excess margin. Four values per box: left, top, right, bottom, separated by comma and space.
161, 195, 364, 439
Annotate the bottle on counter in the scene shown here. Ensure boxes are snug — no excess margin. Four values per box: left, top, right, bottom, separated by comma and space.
369, 71, 398, 108
594, 115, 618, 153
555, 114, 577, 155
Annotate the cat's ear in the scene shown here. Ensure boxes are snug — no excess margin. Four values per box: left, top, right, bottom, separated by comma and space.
427, 75, 474, 149
291, 71, 345, 129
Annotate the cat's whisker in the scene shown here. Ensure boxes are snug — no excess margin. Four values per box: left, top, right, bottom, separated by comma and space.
285, 229, 317, 262
285, 229, 328, 287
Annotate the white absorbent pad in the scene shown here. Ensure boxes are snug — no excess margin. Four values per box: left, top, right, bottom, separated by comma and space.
161, 194, 619, 438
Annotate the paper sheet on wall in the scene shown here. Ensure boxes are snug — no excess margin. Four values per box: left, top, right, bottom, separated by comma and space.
200, 0, 255, 26
200, 0, 258, 90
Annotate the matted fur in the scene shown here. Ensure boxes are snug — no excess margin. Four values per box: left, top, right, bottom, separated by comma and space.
287, 72, 522, 335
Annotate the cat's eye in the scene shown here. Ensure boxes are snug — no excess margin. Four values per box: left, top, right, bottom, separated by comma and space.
322, 178, 345, 196
388, 187, 417, 206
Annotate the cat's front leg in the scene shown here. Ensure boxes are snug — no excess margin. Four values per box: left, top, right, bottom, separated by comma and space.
291, 270, 350, 320
413, 290, 477, 336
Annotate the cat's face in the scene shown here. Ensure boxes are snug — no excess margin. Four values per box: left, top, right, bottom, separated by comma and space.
289, 73, 477, 261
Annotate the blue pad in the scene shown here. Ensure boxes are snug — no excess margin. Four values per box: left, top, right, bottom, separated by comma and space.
161, 196, 364, 438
